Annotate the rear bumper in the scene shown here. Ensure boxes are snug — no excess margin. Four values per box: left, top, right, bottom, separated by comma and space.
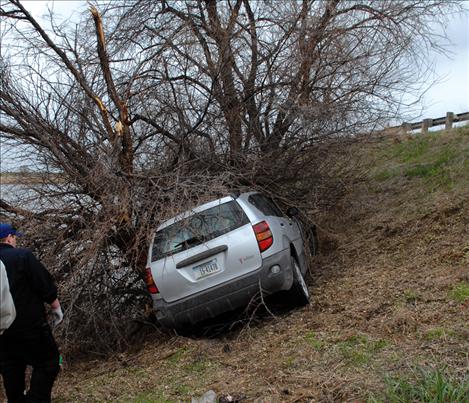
152, 249, 293, 328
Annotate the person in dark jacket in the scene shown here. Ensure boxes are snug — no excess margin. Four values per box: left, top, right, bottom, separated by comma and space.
0, 223, 63, 403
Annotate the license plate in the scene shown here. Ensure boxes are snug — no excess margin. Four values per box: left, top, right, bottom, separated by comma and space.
193, 259, 220, 280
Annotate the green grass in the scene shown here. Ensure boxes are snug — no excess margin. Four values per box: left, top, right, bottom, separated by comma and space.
423, 327, 455, 342
403, 289, 419, 304
404, 161, 447, 178
391, 135, 431, 162
167, 347, 187, 364
284, 355, 296, 368
174, 384, 191, 396
448, 282, 469, 303
369, 368, 469, 403
304, 331, 324, 350
373, 168, 398, 182
336, 335, 388, 366
183, 358, 208, 373
371, 127, 469, 192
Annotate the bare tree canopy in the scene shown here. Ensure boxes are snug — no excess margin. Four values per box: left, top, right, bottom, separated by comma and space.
0, 0, 462, 352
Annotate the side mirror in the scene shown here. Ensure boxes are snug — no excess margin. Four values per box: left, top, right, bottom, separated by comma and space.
286, 207, 300, 217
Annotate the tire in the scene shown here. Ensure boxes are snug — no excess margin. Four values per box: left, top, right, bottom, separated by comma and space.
288, 256, 310, 307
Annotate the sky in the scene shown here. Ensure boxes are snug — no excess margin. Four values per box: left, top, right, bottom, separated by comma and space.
421, 10, 469, 120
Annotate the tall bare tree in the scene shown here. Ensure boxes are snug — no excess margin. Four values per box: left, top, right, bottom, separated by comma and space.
0, 0, 461, 351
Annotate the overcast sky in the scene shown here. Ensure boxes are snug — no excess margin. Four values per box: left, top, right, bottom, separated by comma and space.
422, 10, 469, 119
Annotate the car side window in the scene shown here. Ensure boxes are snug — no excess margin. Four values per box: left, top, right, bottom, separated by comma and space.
248, 194, 284, 217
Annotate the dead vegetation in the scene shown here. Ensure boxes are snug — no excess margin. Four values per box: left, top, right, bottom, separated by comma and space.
43, 127, 469, 402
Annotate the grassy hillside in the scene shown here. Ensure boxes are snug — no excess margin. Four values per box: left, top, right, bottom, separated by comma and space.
20, 127, 469, 402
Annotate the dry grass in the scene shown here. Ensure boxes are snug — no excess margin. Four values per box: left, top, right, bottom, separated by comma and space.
4, 127, 469, 402
54, 127, 469, 402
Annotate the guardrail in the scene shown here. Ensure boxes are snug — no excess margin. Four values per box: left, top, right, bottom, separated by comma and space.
400, 111, 469, 134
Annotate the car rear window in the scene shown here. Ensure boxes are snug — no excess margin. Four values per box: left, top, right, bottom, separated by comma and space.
152, 200, 250, 260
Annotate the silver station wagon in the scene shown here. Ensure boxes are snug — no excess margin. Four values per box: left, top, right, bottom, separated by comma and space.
144, 191, 316, 328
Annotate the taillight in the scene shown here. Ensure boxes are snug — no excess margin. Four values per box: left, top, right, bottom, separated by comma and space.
144, 267, 159, 294
253, 221, 273, 252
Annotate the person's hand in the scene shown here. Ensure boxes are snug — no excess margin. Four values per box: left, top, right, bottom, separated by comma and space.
51, 306, 64, 327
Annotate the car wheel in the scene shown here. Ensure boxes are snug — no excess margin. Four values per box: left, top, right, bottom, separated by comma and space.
288, 256, 310, 307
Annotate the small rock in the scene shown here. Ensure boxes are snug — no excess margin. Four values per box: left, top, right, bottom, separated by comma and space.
191, 390, 217, 403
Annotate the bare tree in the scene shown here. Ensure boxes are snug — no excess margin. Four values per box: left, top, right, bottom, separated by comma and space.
0, 0, 461, 352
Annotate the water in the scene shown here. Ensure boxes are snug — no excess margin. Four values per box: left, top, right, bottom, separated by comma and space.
0, 183, 65, 212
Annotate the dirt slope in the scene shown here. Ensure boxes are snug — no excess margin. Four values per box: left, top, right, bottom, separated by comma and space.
22, 128, 469, 402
